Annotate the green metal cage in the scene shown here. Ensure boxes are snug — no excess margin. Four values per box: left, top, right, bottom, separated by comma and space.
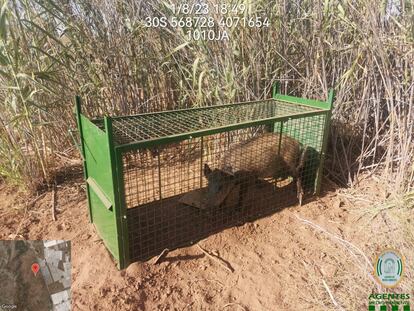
76, 85, 334, 269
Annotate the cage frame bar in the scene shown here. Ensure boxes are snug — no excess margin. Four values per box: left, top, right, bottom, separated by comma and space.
114, 148, 130, 268
314, 89, 335, 194
75, 96, 93, 222
104, 116, 129, 269
272, 82, 332, 110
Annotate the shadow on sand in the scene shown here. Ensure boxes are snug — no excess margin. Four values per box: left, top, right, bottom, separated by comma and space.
126, 179, 334, 264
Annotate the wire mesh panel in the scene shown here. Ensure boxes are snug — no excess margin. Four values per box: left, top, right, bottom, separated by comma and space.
124, 115, 326, 262
93, 99, 321, 145
124, 139, 204, 260
122, 141, 202, 209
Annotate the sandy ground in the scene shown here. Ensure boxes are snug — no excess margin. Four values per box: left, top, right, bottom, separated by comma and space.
0, 166, 412, 311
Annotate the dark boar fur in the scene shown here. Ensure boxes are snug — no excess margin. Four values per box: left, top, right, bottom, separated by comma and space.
203, 164, 254, 210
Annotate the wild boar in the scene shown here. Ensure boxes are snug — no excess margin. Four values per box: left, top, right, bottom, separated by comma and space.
204, 132, 309, 208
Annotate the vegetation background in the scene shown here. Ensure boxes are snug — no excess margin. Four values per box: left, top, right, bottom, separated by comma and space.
0, 0, 413, 194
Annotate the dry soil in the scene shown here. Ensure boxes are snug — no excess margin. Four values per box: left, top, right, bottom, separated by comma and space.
0, 167, 412, 311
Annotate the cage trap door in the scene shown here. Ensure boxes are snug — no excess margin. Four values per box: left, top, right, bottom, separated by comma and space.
79, 113, 123, 267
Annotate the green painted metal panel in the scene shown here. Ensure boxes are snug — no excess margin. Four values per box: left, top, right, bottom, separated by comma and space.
80, 114, 121, 263
274, 94, 331, 110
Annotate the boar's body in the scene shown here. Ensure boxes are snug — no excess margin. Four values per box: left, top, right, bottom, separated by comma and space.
204, 132, 308, 209
220, 132, 302, 181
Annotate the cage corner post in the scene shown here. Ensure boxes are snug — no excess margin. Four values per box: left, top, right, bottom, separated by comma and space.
75, 96, 93, 223
267, 82, 282, 133
272, 81, 281, 98
314, 89, 335, 195
104, 116, 130, 270
115, 144, 131, 270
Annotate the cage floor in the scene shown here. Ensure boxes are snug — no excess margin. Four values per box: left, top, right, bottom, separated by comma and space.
126, 180, 301, 262
94, 99, 321, 145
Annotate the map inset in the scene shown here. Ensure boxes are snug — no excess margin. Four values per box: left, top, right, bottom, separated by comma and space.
0, 240, 71, 311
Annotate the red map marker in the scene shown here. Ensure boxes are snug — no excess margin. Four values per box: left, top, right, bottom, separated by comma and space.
31, 263, 40, 276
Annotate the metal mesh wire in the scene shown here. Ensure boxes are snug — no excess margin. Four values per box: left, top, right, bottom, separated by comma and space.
94, 100, 321, 145
123, 115, 326, 262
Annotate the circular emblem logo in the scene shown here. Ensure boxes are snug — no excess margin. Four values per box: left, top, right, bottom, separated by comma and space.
374, 249, 404, 288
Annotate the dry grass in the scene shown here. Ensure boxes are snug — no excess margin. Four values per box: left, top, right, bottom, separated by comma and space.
0, 0, 413, 194
294, 176, 413, 309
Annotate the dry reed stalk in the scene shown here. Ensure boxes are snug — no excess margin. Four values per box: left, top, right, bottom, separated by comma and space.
322, 279, 344, 311
197, 244, 234, 273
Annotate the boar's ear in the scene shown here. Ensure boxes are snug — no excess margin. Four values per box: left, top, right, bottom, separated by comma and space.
203, 163, 212, 177
223, 164, 233, 174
